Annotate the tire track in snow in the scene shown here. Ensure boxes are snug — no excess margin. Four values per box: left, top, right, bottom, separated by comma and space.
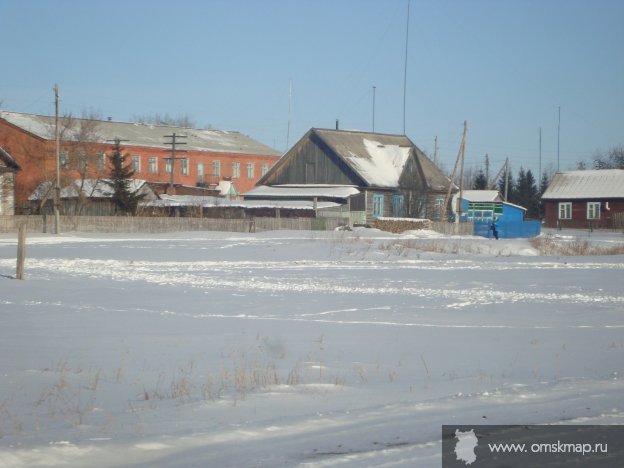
8, 258, 624, 308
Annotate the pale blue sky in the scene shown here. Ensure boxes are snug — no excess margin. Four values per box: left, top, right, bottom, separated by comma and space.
2, 0, 623, 178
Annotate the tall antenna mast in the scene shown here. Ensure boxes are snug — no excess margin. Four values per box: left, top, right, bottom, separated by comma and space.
372, 85, 376, 132
54, 84, 61, 235
539, 127, 542, 182
402, 0, 410, 135
433, 136, 439, 166
557, 106, 561, 171
286, 79, 292, 151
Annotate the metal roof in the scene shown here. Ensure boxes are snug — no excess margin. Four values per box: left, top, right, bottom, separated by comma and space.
244, 184, 360, 199
145, 195, 340, 210
312, 129, 454, 190
455, 190, 502, 203
0, 111, 281, 156
541, 169, 624, 199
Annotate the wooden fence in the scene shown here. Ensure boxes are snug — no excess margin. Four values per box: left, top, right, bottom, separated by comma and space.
0, 215, 349, 234
0, 215, 474, 236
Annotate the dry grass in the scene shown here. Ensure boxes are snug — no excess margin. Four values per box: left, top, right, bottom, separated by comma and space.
530, 236, 624, 256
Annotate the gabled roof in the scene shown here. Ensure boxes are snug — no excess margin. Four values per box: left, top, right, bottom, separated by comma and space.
541, 169, 624, 199
0, 111, 280, 156
259, 128, 454, 190
313, 129, 412, 187
0, 147, 20, 171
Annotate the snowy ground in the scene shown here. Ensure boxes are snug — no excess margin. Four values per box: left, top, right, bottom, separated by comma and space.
0, 227, 623, 467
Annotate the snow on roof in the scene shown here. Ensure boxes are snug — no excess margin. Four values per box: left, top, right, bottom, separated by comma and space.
216, 180, 238, 196
455, 190, 502, 203
27, 181, 54, 201
311, 129, 453, 190
144, 195, 339, 210
244, 185, 360, 199
61, 179, 149, 198
29, 179, 150, 200
0, 111, 281, 156
542, 169, 624, 199
343, 138, 411, 187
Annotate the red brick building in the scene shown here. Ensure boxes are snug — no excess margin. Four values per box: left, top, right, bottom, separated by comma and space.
541, 169, 624, 229
0, 111, 281, 212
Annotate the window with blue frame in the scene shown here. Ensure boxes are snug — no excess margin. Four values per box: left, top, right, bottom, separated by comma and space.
372, 194, 384, 218
392, 194, 405, 217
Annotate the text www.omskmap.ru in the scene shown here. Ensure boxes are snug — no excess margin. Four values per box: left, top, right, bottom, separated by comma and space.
489, 441, 608, 456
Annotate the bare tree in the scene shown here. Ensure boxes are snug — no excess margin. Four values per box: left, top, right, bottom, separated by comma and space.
593, 145, 624, 169
132, 113, 197, 128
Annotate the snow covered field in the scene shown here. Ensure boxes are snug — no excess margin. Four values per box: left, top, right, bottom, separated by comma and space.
0, 228, 623, 467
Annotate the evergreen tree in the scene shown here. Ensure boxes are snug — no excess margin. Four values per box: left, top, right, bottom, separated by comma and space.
107, 139, 144, 215
538, 172, 550, 218
472, 169, 488, 190
515, 168, 539, 218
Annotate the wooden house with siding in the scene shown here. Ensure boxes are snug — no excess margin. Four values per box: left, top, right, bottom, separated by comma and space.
541, 169, 624, 229
251, 128, 456, 223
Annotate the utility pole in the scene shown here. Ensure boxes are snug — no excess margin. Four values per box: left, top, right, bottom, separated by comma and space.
433, 136, 439, 166
442, 120, 467, 221
504, 157, 510, 202
485, 154, 490, 183
286, 79, 292, 151
458, 122, 467, 220
54, 84, 61, 235
402, 0, 410, 135
163, 133, 187, 192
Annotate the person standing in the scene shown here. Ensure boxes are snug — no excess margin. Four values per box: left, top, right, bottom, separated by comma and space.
490, 218, 499, 240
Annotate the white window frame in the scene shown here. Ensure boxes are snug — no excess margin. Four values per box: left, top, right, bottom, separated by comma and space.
181, 158, 188, 176
148, 157, 157, 173
197, 163, 204, 183
97, 153, 107, 171
132, 155, 141, 173
587, 202, 600, 220
558, 202, 572, 220
213, 160, 221, 177
261, 163, 269, 176
247, 162, 254, 179
165, 159, 172, 174
232, 162, 240, 179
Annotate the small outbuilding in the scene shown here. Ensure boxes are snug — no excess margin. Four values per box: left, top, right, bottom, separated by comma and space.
0, 147, 21, 215
29, 179, 157, 216
452, 189, 541, 238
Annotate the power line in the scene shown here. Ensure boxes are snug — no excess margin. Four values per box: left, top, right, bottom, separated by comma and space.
163, 133, 187, 191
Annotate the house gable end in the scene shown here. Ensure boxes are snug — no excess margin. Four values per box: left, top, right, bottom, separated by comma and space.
258, 129, 367, 186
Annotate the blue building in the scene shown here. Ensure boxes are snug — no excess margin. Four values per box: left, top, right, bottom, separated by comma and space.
452, 190, 541, 238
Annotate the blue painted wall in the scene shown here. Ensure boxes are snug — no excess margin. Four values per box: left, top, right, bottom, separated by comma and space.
473, 219, 541, 239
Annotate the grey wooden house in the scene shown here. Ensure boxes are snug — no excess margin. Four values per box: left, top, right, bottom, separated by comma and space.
251, 128, 456, 222
0, 147, 20, 215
